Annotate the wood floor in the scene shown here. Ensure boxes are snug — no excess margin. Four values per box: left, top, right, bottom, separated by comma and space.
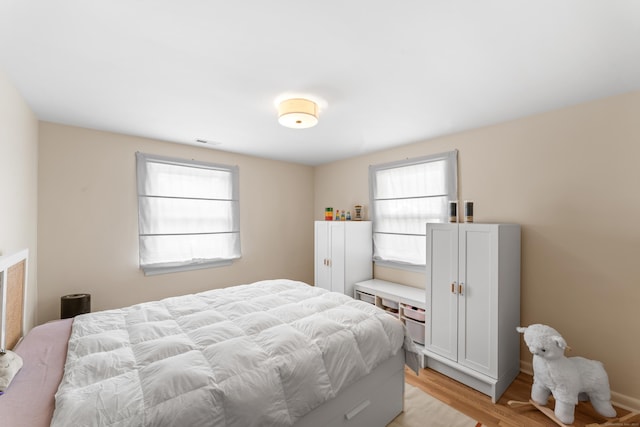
405, 367, 633, 427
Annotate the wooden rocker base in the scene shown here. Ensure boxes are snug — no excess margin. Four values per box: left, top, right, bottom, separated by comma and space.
585, 411, 640, 427
507, 400, 640, 427
508, 399, 571, 427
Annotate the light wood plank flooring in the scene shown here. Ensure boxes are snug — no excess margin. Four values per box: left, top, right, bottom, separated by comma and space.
406, 367, 632, 427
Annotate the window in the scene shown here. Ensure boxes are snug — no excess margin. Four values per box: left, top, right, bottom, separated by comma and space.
369, 150, 457, 267
136, 152, 240, 275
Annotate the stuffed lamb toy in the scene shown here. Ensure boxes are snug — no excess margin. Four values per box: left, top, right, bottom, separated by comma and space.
0, 350, 23, 394
517, 324, 616, 425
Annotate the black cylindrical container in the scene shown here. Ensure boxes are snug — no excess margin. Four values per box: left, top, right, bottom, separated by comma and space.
449, 201, 458, 223
464, 200, 474, 223
61, 293, 91, 319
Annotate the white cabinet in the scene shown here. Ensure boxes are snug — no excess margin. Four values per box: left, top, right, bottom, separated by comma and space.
315, 221, 372, 297
424, 223, 521, 402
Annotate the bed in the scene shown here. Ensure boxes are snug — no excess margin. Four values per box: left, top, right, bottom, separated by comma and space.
0, 251, 418, 427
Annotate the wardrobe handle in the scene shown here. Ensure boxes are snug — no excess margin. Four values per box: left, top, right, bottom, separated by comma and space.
451, 282, 456, 294
459, 283, 464, 295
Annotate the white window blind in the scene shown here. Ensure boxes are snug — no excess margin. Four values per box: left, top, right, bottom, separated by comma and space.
136, 152, 241, 275
369, 150, 457, 267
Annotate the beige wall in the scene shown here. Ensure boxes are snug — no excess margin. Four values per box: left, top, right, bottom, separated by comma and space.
315, 91, 640, 406
0, 70, 39, 332
38, 123, 315, 323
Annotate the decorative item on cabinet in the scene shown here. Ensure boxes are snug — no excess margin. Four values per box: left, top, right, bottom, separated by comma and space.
464, 200, 474, 222
449, 201, 458, 223
326, 208, 357, 221
354, 205, 363, 221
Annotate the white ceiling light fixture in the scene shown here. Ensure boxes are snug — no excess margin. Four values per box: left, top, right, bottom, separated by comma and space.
278, 98, 318, 129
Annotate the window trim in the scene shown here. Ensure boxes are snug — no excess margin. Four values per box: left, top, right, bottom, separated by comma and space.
369, 150, 458, 269
136, 152, 240, 276
140, 259, 234, 277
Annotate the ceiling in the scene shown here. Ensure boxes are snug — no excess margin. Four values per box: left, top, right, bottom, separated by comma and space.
1, 1, 639, 166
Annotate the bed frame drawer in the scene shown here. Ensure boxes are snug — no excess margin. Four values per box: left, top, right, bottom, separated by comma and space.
295, 351, 405, 427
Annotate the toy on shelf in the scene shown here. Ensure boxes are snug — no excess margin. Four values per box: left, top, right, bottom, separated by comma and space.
354, 205, 363, 220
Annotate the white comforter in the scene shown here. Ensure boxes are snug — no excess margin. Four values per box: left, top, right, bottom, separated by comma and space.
51, 279, 409, 427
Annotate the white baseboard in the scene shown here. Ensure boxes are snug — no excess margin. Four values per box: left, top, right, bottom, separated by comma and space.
519, 361, 640, 412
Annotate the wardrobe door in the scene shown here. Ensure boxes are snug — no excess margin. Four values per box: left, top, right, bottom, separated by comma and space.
457, 224, 496, 377
314, 221, 332, 291
426, 223, 458, 362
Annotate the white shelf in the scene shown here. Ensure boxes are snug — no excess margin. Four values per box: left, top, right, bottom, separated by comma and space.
353, 279, 425, 309
354, 279, 426, 349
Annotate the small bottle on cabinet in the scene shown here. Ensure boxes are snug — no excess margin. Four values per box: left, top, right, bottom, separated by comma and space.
464, 200, 474, 223
449, 201, 458, 223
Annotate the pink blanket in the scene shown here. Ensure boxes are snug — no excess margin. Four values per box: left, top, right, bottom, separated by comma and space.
0, 318, 72, 427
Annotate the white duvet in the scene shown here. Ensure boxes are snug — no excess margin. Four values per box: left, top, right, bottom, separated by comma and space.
51, 279, 410, 427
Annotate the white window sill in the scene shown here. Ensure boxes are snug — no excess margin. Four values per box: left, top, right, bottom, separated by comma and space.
141, 259, 235, 276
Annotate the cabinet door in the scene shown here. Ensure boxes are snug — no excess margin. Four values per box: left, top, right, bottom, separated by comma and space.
330, 222, 346, 293
457, 224, 496, 377
425, 223, 458, 361
314, 222, 332, 291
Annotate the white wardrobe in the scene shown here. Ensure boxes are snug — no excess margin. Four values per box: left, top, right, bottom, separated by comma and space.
314, 221, 372, 297
424, 222, 521, 402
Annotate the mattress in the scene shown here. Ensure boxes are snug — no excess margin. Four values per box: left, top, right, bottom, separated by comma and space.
50, 279, 412, 427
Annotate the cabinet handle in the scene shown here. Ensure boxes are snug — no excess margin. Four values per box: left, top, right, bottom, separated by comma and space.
451, 282, 456, 294
459, 283, 464, 295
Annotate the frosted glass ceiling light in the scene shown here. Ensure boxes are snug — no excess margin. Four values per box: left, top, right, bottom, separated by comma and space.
278, 98, 318, 129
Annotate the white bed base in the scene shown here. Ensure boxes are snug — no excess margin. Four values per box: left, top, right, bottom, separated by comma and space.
295, 351, 405, 427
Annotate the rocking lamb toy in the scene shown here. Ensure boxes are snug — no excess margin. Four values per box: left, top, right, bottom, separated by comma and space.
516, 324, 617, 425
